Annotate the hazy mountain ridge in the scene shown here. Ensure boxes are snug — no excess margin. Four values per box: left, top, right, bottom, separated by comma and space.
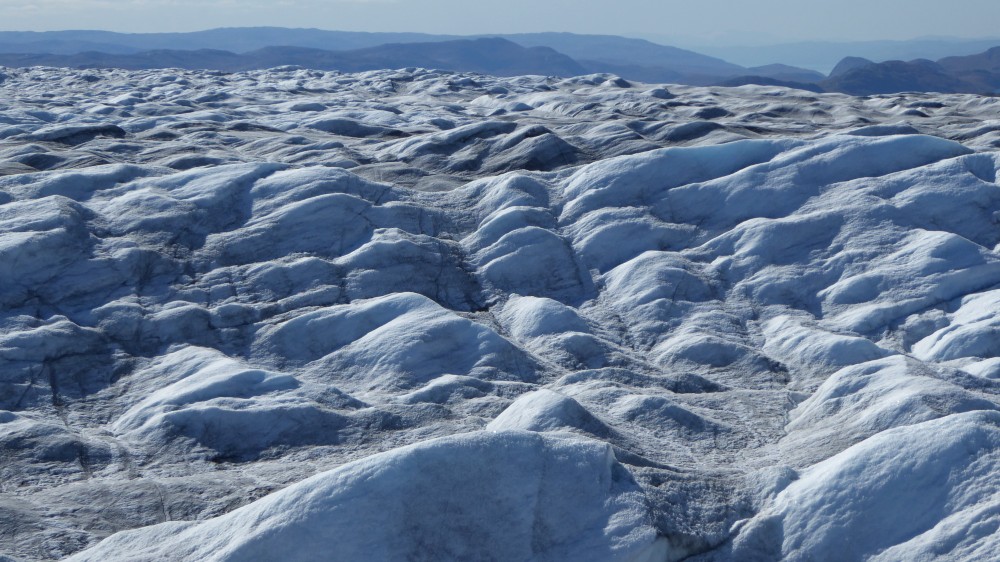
3, 27, 1000, 94
0, 28, 453, 54
695, 37, 1000, 74
0, 28, 817, 85
822, 48, 1000, 95
500, 32, 744, 76
0, 38, 587, 77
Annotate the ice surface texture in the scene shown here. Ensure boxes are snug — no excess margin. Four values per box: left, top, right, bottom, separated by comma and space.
1, 66, 999, 561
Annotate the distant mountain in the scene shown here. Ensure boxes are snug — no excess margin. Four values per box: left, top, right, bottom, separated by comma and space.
0, 39, 140, 55
828, 57, 876, 78
695, 37, 1000, 74
0, 38, 587, 77
0, 28, 749, 82
4, 27, 998, 95
718, 46, 1000, 96
0, 28, 452, 54
816, 46, 1000, 95
820, 58, 977, 95
501, 32, 744, 77
938, 47, 1000, 92
0, 28, 829, 87
0, 49, 241, 70
939, 46, 1000, 73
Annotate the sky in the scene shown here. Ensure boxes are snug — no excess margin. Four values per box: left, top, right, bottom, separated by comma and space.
2, 0, 999, 45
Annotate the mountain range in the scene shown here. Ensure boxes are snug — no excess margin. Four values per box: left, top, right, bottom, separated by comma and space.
0, 39, 588, 78
0, 28, 744, 82
0, 30, 783, 84
0, 28, 998, 95
821, 47, 1000, 95
692, 37, 1000, 74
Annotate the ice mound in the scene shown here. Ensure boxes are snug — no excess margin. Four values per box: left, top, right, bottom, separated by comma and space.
729, 411, 1000, 561
68, 431, 667, 562
487, 389, 614, 436
255, 292, 538, 393
2, 67, 1000, 561
912, 288, 1000, 361
780, 355, 998, 464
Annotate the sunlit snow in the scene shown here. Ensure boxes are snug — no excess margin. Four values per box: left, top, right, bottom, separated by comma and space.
1, 66, 999, 561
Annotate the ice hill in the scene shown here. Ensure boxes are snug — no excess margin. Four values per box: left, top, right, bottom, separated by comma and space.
0, 66, 999, 561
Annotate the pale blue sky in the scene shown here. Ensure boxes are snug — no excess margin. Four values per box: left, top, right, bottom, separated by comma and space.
3, 0, 999, 44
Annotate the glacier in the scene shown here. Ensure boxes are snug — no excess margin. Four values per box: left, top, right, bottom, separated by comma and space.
0, 66, 999, 561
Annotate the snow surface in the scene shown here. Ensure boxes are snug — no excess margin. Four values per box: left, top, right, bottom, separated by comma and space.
0, 66, 999, 561
67, 430, 667, 562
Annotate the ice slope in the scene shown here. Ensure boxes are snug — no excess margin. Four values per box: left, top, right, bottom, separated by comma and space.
729, 411, 1000, 561
67, 431, 666, 562
0, 66, 999, 561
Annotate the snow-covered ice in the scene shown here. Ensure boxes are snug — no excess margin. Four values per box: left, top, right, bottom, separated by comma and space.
0, 66, 999, 561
